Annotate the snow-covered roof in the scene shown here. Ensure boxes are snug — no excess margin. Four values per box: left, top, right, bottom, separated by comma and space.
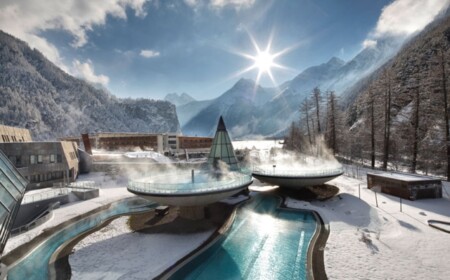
367, 172, 441, 182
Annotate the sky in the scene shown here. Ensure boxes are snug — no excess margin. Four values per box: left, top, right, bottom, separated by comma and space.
1, 0, 449, 100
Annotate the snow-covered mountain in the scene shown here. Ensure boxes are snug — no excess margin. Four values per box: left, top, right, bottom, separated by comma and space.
0, 30, 180, 140
164, 92, 196, 107
180, 38, 403, 137
182, 78, 278, 137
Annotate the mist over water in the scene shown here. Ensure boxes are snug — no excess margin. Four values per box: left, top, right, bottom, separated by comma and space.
248, 137, 342, 173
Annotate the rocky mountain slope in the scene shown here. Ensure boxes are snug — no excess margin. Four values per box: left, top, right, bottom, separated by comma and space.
181, 38, 402, 137
0, 31, 180, 140
182, 78, 278, 137
339, 8, 450, 172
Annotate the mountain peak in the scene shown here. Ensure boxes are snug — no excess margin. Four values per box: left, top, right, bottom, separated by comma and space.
234, 78, 255, 88
327, 57, 345, 66
164, 92, 196, 106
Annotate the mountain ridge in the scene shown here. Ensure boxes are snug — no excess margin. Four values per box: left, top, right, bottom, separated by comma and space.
0, 30, 180, 140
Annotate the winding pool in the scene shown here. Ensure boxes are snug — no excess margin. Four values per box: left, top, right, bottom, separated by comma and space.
7, 198, 156, 280
169, 194, 318, 279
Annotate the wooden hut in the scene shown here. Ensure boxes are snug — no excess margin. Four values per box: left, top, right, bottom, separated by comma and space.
367, 173, 442, 200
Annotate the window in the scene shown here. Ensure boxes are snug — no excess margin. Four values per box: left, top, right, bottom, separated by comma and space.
37, 155, 43, 164
50, 154, 55, 163
57, 154, 62, 163
16, 156, 21, 167
30, 155, 36, 164
8, 156, 16, 165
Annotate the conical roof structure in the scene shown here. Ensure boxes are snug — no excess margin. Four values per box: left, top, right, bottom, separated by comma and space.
207, 116, 239, 170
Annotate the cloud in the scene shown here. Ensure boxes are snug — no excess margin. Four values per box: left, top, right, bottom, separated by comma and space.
0, 0, 149, 67
72, 59, 110, 86
210, 0, 255, 10
362, 39, 377, 49
372, 0, 450, 39
140, 49, 160, 58
184, 0, 255, 10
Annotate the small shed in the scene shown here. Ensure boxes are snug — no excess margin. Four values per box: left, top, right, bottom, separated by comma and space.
367, 172, 442, 200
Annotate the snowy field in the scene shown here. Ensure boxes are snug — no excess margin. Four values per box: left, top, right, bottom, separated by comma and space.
287, 175, 450, 280
4, 150, 450, 279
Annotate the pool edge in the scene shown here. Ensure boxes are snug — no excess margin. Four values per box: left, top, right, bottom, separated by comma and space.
156, 196, 251, 280
308, 210, 329, 280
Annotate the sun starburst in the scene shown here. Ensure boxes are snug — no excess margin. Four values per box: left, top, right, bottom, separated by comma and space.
229, 31, 297, 87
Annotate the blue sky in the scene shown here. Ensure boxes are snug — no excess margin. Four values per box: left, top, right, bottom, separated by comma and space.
1, 0, 449, 100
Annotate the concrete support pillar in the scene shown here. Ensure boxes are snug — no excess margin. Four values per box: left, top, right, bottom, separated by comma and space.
179, 206, 205, 220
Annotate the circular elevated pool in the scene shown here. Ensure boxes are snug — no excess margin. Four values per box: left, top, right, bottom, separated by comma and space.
252, 166, 343, 189
128, 170, 253, 206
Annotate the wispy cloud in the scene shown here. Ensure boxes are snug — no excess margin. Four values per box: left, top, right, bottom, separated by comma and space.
140, 49, 160, 58
0, 0, 149, 67
184, 0, 255, 10
72, 59, 109, 86
362, 39, 377, 49
374, 0, 450, 38
363, 0, 450, 48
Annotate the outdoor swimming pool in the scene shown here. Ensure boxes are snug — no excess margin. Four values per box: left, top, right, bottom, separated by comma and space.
169, 194, 318, 279
7, 198, 156, 280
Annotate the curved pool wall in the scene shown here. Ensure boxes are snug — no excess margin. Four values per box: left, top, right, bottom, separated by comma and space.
128, 170, 253, 206
252, 167, 343, 188
7, 198, 156, 280
168, 194, 318, 279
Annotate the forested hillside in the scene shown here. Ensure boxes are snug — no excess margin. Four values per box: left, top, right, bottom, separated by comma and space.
0, 31, 180, 140
285, 10, 450, 178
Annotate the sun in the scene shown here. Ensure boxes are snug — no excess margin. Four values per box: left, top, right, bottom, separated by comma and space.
230, 32, 295, 86
253, 50, 275, 73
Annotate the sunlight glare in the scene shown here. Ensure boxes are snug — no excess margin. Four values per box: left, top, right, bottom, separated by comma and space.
253, 50, 275, 73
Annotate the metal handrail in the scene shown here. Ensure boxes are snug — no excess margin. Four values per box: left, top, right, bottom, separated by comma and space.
128, 173, 252, 195
251, 166, 344, 177
22, 188, 69, 204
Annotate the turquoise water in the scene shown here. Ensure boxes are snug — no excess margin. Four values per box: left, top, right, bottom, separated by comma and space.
7, 198, 156, 280
170, 195, 317, 280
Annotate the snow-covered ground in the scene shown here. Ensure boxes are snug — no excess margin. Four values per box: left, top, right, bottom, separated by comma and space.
287, 175, 450, 280
5, 158, 450, 279
70, 217, 213, 279
4, 172, 133, 254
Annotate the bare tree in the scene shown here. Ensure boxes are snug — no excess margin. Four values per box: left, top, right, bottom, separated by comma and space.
326, 91, 338, 154
410, 64, 422, 173
368, 87, 376, 169
438, 49, 450, 181
382, 70, 392, 170
300, 98, 313, 145
312, 87, 322, 134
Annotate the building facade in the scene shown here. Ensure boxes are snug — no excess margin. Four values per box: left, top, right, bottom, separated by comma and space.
0, 124, 32, 143
367, 173, 442, 200
61, 133, 213, 156
0, 141, 79, 190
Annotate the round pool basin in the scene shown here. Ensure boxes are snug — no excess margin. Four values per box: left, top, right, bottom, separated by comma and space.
128, 171, 253, 206
252, 167, 343, 189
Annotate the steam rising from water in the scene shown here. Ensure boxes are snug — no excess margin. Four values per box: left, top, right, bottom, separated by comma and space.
248, 137, 342, 173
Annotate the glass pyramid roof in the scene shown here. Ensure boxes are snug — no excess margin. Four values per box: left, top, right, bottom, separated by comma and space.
0, 150, 28, 254
207, 116, 239, 170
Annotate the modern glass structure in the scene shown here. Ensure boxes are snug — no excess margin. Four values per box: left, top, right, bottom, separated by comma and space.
127, 116, 252, 207
0, 150, 28, 254
207, 116, 239, 170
